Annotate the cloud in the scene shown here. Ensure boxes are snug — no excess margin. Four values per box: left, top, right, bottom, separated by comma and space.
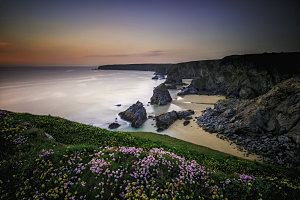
0, 42, 13, 54
84, 54, 129, 58
85, 50, 166, 58
0, 42, 12, 47
140, 50, 166, 57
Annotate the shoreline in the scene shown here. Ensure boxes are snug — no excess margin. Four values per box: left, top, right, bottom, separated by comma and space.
165, 94, 259, 161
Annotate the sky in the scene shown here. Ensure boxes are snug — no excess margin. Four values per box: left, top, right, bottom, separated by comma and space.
0, 0, 299, 66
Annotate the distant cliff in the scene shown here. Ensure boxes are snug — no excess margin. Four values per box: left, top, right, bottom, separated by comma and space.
98, 63, 172, 75
98, 53, 300, 99
171, 52, 300, 99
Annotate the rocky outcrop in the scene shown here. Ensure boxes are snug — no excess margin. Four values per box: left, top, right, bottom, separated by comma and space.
108, 123, 121, 129
197, 76, 300, 167
183, 121, 190, 126
156, 110, 195, 131
150, 83, 172, 105
156, 111, 178, 131
170, 53, 300, 99
98, 64, 171, 75
98, 53, 300, 99
119, 101, 147, 128
176, 110, 195, 119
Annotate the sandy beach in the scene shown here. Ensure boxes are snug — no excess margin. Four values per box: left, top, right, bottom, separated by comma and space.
165, 93, 258, 161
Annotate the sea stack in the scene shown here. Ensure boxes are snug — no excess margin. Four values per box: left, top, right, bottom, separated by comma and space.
150, 83, 172, 105
119, 101, 147, 128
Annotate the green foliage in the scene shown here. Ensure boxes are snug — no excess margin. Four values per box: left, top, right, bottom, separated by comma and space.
0, 111, 299, 199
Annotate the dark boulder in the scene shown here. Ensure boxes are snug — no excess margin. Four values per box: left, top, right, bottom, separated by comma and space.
108, 123, 121, 129
156, 110, 194, 131
183, 120, 190, 126
177, 110, 195, 119
150, 83, 172, 105
155, 111, 178, 131
184, 116, 193, 120
119, 101, 147, 128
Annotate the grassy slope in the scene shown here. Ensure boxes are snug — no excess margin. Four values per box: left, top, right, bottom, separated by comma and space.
1, 111, 300, 199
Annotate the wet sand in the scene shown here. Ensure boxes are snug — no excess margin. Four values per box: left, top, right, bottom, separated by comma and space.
165, 94, 258, 161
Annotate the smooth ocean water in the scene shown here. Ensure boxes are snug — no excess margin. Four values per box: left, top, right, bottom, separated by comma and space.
0, 67, 182, 133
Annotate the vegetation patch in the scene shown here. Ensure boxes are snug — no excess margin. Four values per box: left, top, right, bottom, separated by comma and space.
0, 111, 299, 199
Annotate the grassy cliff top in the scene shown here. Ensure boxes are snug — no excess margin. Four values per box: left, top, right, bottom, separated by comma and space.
0, 111, 299, 199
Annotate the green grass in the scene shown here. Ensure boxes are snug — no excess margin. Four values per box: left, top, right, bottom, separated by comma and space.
0, 110, 299, 199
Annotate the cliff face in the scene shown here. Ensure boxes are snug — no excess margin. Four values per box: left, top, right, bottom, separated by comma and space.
165, 60, 220, 85
97, 53, 300, 99
169, 52, 300, 99
197, 76, 300, 167
98, 63, 172, 75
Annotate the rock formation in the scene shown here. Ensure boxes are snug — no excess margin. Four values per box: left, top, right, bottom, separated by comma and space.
98, 53, 300, 100
98, 63, 171, 75
99, 52, 300, 167
156, 110, 195, 131
171, 53, 300, 99
108, 123, 121, 129
119, 101, 147, 128
197, 76, 300, 167
183, 121, 190, 126
150, 83, 172, 105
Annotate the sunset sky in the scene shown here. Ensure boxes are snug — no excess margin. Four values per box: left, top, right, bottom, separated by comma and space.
0, 0, 299, 66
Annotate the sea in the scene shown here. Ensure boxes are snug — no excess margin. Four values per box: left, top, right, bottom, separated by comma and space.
0, 66, 182, 133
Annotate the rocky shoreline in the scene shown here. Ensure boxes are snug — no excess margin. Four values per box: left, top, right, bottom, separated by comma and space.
100, 52, 300, 167
197, 77, 300, 167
